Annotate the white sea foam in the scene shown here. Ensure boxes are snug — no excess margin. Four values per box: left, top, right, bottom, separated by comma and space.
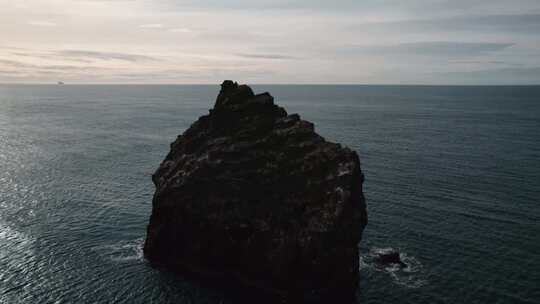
0, 221, 33, 257
360, 247, 428, 288
92, 238, 144, 263
0, 219, 36, 302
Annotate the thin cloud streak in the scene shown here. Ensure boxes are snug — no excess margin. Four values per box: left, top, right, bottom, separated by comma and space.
169, 28, 193, 33
353, 13, 540, 34
27, 21, 57, 27
344, 42, 514, 57
139, 23, 164, 28
236, 53, 299, 60
0, 58, 97, 71
440, 66, 540, 84
56, 50, 161, 62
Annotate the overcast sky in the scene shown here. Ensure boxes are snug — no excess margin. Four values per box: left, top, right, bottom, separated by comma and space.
1, 0, 539, 84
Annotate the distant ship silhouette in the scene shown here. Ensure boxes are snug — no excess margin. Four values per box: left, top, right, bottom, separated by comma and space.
57, 81, 65, 85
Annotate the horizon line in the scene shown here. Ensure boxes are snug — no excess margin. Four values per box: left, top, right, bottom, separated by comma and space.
1, 82, 540, 86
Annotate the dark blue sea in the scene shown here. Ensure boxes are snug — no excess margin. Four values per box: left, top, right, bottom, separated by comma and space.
1, 85, 539, 303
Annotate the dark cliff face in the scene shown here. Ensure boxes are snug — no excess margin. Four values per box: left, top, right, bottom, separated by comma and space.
144, 80, 367, 302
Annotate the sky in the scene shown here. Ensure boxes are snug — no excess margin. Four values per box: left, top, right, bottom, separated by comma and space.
1, 0, 539, 84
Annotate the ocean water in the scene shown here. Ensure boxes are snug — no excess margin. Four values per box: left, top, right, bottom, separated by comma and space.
0, 84, 539, 304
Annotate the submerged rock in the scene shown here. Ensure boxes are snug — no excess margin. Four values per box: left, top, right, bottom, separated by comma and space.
144, 81, 368, 302
374, 249, 406, 268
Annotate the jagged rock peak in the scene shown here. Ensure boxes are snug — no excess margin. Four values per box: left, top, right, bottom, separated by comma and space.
144, 80, 368, 303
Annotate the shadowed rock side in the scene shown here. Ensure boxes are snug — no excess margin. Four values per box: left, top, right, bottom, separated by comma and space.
144, 80, 368, 302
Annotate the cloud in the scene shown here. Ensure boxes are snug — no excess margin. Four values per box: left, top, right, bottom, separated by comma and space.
0, 59, 34, 68
236, 53, 299, 60
5, 48, 156, 64
139, 23, 164, 29
27, 21, 57, 27
356, 14, 540, 35
0, 58, 92, 71
56, 50, 160, 62
441, 67, 540, 84
448, 60, 523, 66
3, 1, 540, 84
11, 51, 93, 63
158, 0, 540, 13
168, 28, 193, 33
0, 69, 24, 75
345, 42, 513, 58
161, 0, 360, 10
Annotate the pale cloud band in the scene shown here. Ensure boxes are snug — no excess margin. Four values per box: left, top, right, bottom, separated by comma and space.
27, 21, 57, 27
0, 0, 539, 84
139, 24, 164, 29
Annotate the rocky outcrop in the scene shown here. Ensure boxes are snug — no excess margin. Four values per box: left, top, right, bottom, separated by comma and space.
374, 250, 406, 268
144, 80, 368, 302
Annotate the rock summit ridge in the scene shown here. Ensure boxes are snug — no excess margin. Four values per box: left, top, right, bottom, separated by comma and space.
144, 80, 367, 302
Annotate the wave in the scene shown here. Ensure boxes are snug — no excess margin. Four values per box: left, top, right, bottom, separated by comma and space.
0, 221, 34, 260
0, 220, 36, 303
91, 238, 144, 263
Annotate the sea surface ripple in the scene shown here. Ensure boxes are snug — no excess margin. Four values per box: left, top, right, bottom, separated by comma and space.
0, 85, 539, 303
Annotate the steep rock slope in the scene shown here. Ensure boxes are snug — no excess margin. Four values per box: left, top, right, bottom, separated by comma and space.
144, 81, 367, 302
